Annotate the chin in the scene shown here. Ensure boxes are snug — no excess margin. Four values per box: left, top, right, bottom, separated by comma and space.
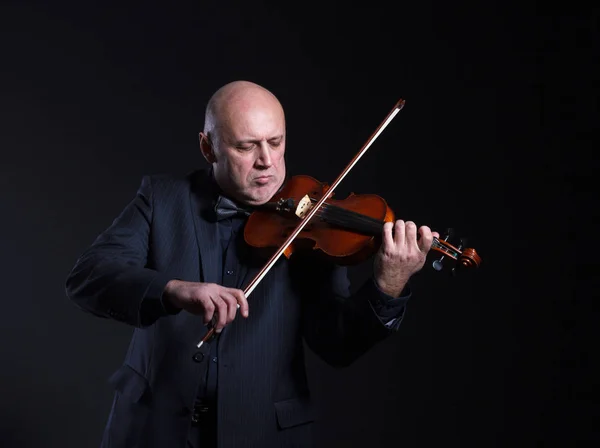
245, 189, 275, 206
247, 193, 272, 206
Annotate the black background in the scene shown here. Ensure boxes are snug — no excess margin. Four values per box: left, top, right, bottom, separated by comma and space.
1, 0, 596, 446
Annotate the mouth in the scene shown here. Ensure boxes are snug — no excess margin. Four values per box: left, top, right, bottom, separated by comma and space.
254, 175, 272, 185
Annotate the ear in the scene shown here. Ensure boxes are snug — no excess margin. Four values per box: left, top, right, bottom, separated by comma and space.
199, 132, 217, 164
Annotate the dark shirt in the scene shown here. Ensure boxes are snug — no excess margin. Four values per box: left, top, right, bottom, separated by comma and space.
198, 213, 247, 403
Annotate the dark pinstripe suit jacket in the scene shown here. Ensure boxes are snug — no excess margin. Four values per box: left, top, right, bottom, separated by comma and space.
65, 167, 409, 448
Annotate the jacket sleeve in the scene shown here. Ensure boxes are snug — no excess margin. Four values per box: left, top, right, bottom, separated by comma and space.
294, 253, 411, 368
65, 175, 180, 328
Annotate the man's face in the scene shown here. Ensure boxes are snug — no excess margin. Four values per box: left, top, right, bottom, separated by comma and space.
204, 93, 286, 206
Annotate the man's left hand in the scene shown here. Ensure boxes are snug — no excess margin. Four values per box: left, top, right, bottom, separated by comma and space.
373, 220, 440, 297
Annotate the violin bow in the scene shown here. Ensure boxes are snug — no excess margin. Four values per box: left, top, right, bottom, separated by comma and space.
197, 100, 406, 347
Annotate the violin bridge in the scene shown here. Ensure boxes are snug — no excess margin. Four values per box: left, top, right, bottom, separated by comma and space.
295, 195, 313, 218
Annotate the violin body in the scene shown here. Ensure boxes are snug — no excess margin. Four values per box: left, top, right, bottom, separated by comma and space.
244, 175, 395, 265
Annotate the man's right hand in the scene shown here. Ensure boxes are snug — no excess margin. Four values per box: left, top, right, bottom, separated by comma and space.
162, 280, 248, 333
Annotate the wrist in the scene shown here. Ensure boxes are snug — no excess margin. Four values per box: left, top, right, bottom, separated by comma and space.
163, 279, 183, 309
374, 276, 408, 298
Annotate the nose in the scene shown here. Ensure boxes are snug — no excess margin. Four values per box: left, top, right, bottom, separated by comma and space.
255, 144, 273, 168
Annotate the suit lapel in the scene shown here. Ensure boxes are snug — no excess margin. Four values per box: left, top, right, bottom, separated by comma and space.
189, 170, 220, 285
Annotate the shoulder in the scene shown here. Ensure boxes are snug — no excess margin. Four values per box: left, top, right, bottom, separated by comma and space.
140, 167, 211, 193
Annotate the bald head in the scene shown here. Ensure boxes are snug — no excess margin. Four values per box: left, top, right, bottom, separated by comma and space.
199, 80, 287, 206
203, 80, 284, 142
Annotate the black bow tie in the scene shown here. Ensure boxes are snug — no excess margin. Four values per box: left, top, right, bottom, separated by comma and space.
213, 195, 252, 221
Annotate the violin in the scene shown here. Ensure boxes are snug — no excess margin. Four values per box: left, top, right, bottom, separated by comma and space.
197, 99, 481, 347
244, 173, 481, 270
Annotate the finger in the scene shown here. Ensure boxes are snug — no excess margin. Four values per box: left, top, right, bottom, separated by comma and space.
404, 221, 417, 248
418, 225, 434, 253
381, 221, 394, 251
393, 220, 405, 246
202, 300, 215, 325
228, 288, 249, 318
213, 297, 228, 333
220, 291, 238, 323
432, 231, 440, 239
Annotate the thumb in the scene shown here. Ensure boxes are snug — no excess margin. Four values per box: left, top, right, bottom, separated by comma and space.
229, 288, 249, 318
417, 226, 435, 252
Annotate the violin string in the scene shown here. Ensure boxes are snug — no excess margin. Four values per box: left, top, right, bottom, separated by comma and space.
431, 239, 458, 257
321, 203, 389, 232
314, 211, 378, 235
267, 198, 380, 233
312, 204, 457, 254
315, 212, 377, 234
312, 202, 384, 235
285, 198, 456, 253
277, 196, 384, 233
324, 203, 385, 227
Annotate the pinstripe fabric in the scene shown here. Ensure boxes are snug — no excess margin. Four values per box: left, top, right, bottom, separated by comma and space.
65, 168, 409, 448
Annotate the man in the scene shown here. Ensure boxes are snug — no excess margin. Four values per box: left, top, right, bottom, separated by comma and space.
65, 80, 438, 448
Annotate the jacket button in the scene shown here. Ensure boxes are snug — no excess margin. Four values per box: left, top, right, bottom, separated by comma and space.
192, 352, 205, 363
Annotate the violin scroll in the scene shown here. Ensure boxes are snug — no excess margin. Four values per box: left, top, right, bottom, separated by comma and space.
430, 228, 482, 275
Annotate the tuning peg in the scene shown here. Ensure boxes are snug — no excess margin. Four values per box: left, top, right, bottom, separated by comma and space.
443, 228, 454, 241
432, 255, 445, 271
458, 237, 467, 250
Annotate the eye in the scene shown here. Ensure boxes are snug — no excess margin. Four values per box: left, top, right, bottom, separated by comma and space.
236, 144, 254, 151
